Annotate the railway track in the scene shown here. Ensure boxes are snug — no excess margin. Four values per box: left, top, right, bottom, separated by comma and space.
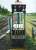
0, 16, 10, 39
0, 17, 8, 28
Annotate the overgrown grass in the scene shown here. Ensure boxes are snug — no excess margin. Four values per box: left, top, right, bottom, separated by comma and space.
25, 35, 36, 50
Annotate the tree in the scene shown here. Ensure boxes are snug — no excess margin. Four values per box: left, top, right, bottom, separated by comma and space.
0, 6, 11, 16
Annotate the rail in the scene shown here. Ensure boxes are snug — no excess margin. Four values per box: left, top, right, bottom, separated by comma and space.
0, 16, 10, 39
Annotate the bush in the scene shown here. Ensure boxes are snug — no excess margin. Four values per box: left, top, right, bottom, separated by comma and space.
25, 36, 32, 50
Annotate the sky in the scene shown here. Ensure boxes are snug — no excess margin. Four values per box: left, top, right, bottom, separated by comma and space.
0, 0, 36, 13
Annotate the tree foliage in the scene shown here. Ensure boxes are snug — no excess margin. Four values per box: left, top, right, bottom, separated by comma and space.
0, 6, 11, 16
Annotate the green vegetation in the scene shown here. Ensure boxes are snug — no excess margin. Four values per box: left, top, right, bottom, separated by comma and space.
27, 13, 36, 16
25, 36, 32, 50
25, 35, 36, 50
0, 6, 11, 16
